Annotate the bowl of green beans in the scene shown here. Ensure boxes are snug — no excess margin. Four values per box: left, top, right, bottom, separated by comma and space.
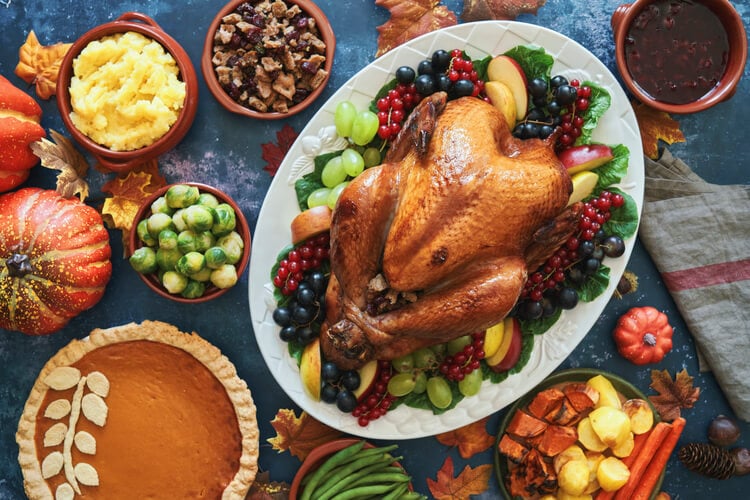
127, 182, 251, 303
290, 439, 425, 500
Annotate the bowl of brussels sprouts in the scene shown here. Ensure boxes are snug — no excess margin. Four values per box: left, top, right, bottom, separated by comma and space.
128, 182, 251, 302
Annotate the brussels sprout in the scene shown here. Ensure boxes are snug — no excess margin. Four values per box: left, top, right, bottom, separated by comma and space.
195, 231, 216, 253
136, 219, 157, 247
171, 208, 188, 232
211, 203, 236, 237
158, 229, 179, 250
217, 231, 244, 265
198, 192, 220, 208
177, 230, 198, 254
165, 184, 200, 208
191, 266, 212, 282
156, 247, 182, 272
182, 204, 215, 232
150, 196, 174, 215
176, 251, 205, 275
129, 247, 157, 274
181, 279, 206, 299
162, 270, 188, 294
147, 212, 176, 239
210, 264, 238, 289
204, 246, 228, 269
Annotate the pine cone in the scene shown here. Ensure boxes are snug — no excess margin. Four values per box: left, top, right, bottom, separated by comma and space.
678, 442, 735, 479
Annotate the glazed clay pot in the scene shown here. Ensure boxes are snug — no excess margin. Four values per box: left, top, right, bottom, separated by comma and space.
57, 12, 198, 172
611, 0, 747, 114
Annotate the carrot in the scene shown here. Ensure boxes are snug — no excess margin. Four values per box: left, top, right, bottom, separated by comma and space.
611, 421, 673, 500
631, 417, 686, 500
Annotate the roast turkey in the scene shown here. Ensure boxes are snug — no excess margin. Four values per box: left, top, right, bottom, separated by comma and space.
320, 92, 581, 369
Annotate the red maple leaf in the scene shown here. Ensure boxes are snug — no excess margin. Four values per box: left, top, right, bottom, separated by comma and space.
427, 456, 493, 499
436, 417, 495, 459
262, 124, 299, 176
375, 0, 458, 57
462, 0, 548, 21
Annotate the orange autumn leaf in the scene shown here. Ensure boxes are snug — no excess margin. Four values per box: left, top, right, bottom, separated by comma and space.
648, 368, 701, 422
462, 0, 547, 21
267, 408, 343, 461
15, 31, 72, 100
375, 0, 458, 57
427, 456, 492, 499
100, 165, 166, 235
632, 101, 686, 159
436, 417, 495, 459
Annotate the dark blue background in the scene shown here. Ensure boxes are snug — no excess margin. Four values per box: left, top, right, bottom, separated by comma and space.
1, 1, 749, 498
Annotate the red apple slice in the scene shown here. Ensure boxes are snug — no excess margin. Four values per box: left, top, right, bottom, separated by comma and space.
487, 55, 528, 120
299, 338, 322, 400
484, 80, 517, 129
558, 144, 615, 175
568, 170, 599, 206
353, 360, 379, 400
290, 205, 332, 244
490, 317, 523, 372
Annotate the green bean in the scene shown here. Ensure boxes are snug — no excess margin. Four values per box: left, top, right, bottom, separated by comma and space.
317, 461, 401, 500
300, 440, 366, 500
313, 454, 396, 499
328, 482, 403, 500
381, 481, 410, 500
314, 445, 398, 489
399, 492, 427, 500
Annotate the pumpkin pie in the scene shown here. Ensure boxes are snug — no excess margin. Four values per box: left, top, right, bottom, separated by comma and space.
16, 320, 259, 499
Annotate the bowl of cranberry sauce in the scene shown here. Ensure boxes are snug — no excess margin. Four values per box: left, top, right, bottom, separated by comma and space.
612, 0, 747, 114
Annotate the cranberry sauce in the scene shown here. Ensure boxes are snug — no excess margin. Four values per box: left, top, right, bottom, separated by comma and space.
624, 0, 729, 104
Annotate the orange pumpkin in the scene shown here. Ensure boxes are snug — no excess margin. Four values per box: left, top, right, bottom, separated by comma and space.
0, 188, 112, 335
613, 306, 674, 365
0, 74, 46, 192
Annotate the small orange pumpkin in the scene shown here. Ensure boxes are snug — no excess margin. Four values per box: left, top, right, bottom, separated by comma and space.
613, 306, 674, 365
0, 74, 46, 192
0, 188, 112, 335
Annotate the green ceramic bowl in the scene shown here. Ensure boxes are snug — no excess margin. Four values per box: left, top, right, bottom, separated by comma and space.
494, 368, 662, 499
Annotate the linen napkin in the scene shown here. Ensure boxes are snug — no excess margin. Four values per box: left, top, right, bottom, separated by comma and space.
638, 148, 750, 422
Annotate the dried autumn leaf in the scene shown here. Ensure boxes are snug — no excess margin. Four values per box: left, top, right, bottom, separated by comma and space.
15, 31, 72, 100
100, 170, 164, 235
375, 0, 458, 57
649, 368, 701, 422
246, 471, 290, 500
267, 408, 343, 461
462, 0, 547, 21
262, 124, 299, 177
29, 129, 90, 201
436, 417, 495, 459
427, 456, 492, 500
632, 101, 686, 159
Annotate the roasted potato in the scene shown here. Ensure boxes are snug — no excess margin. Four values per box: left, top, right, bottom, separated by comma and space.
587, 375, 622, 409
554, 445, 587, 474
611, 431, 635, 458
622, 398, 654, 435
596, 456, 630, 492
589, 406, 631, 448
577, 417, 608, 452
558, 459, 590, 496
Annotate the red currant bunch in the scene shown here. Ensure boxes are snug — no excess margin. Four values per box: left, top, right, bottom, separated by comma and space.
272, 232, 330, 296
352, 361, 396, 427
438, 332, 486, 382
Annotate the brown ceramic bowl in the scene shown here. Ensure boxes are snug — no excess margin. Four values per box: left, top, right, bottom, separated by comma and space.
289, 439, 412, 499
56, 12, 198, 173
128, 182, 251, 303
611, 0, 747, 114
202, 0, 335, 119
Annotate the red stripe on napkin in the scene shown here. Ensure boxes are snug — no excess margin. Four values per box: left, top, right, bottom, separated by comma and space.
662, 258, 750, 291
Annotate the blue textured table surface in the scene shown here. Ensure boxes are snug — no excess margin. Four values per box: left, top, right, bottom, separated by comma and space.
1, 1, 749, 498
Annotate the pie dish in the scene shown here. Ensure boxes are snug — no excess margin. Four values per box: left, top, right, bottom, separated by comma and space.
16, 320, 258, 499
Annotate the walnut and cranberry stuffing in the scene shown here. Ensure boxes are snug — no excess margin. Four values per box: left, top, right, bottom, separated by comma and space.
211, 0, 329, 113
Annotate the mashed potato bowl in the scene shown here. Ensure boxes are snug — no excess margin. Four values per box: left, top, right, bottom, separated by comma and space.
57, 12, 198, 173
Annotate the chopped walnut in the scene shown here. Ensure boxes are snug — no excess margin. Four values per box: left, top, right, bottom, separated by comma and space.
211, 0, 328, 113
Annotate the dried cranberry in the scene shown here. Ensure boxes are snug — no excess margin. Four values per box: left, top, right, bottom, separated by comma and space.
300, 61, 319, 74
250, 13, 265, 28
296, 17, 309, 29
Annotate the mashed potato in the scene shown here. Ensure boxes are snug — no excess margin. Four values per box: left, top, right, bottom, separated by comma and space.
69, 31, 186, 151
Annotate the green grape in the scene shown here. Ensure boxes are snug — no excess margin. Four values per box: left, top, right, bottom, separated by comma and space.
412, 371, 428, 394
307, 187, 331, 208
458, 369, 483, 397
363, 147, 381, 168
327, 182, 349, 209
413, 348, 437, 369
447, 335, 472, 355
391, 353, 415, 373
387, 372, 416, 397
430, 343, 447, 357
426, 376, 452, 409
341, 148, 365, 177
321, 156, 346, 188
351, 110, 379, 146
334, 100, 357, 138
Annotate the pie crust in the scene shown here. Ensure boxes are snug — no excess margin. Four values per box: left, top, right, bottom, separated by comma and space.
16, 320, 259, 499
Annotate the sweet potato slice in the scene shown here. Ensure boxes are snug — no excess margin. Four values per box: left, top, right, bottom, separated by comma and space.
544, 398, 581, 426
506, 409, 548, 439
536, 424, 579, 457
564, 382, 600, 413
528, 387, 566, 419
498, 433, 530, 464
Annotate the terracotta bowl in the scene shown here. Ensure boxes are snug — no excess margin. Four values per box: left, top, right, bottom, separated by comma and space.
289, 439, 412, 499
202, 0, 335, 119
56, 12, 198, 173
611, 0, 747, 114
128, 182, 251, 303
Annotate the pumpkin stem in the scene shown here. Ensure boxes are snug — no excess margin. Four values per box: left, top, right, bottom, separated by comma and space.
6, 253, 33, 278
643, 332, 657, 347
